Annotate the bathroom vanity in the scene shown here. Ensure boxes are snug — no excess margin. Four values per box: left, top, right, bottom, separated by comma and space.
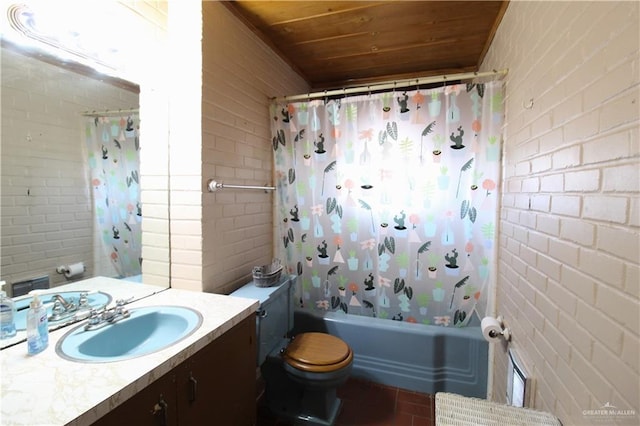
0, 277, 259, 425
92, 315, 255, 426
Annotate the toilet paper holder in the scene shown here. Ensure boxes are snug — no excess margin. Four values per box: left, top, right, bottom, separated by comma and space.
55, 262, 86, 278
489, 315, 511, 341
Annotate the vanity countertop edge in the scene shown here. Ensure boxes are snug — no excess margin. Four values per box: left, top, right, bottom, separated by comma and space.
0, 282, 259, 426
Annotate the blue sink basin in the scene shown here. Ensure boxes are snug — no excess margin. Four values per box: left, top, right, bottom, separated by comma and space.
14, 291, 112, 330
55, 306, 203, 363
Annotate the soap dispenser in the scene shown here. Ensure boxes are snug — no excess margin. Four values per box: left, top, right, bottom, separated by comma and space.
26, 290, 49, 354
0, 281, 17, 339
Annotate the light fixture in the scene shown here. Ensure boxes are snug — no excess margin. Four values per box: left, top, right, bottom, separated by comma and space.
2, 1, 131, 76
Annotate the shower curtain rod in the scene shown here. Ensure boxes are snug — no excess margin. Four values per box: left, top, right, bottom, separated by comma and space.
273, 68, 508, 103
81, 107, 139, 117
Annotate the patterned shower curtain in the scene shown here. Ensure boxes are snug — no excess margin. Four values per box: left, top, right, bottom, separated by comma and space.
272, 81, 504, 327
85, 115, 142, 279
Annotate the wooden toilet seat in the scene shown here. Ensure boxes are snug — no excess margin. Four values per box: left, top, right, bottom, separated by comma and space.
283, 332, 353, 373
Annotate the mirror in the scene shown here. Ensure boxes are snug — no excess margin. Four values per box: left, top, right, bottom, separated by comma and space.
1, 2, 171, 347
1, 45, 145, 289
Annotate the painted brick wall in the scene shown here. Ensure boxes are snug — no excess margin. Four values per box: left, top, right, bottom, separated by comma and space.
481, 1, 639, 424
121, 0, 171, 289
167, 2, 308, 293
1, 48, 138, 291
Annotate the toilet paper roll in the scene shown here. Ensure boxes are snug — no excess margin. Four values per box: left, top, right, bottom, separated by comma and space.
64, 262, 85, 278
481, 316, 502, 342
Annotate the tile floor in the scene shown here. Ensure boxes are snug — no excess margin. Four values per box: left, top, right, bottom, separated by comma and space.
256, 377, 436, 426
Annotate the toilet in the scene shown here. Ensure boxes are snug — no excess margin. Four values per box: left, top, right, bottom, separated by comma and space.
231, 274, 353, 426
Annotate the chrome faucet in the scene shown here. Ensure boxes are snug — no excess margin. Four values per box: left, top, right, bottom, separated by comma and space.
48, 291, 106, 322
49, 294, 80, 322
53, 294, 76, 310
84, 298, 132, 331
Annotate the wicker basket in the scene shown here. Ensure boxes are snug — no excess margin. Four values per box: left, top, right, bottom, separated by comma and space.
435, 392, 561, 426
252, 260, 283, 287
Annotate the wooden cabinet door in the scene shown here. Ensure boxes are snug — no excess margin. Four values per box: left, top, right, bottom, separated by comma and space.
90, 316, 256, 426
177, 317, 257, 426
92, 371, 178, 426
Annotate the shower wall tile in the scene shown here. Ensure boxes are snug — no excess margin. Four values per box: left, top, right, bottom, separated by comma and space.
481, 1, 639, 423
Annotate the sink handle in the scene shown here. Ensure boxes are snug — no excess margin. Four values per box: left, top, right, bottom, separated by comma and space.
188, 373, 198, 402
78, 291, 97, 308
88, 309, 101, 324
116, 296, 134, 306
151, 395, 169, 426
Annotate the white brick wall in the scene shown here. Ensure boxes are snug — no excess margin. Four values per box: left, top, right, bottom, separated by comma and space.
481, 1, 639, 424
120, 0, 171, 289
166, 2, 308, 294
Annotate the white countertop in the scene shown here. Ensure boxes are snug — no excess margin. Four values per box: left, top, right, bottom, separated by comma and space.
0, 278, 259, 426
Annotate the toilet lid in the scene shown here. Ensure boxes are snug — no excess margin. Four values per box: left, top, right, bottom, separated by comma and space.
284, 332, 351, 367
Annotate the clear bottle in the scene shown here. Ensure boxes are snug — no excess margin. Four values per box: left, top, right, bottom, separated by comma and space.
26, 290, 49, 354
0, 281, 17, 339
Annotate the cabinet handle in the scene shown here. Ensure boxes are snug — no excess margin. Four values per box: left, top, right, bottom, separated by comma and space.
256, 308, 267, 318
188, 373, 198, 402
151, 395, 169, 426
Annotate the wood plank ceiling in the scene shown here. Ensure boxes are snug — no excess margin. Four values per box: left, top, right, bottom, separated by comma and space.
223, 1, 509, 91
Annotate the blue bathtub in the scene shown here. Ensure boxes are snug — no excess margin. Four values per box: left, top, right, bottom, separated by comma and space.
293, 310, 488, 398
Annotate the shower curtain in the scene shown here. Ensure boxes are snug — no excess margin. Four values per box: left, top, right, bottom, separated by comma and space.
85, 115, 142, 279
272, 81, 504, 327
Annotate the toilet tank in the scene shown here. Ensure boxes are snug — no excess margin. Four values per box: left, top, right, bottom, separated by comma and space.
230, 274, 296, 366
